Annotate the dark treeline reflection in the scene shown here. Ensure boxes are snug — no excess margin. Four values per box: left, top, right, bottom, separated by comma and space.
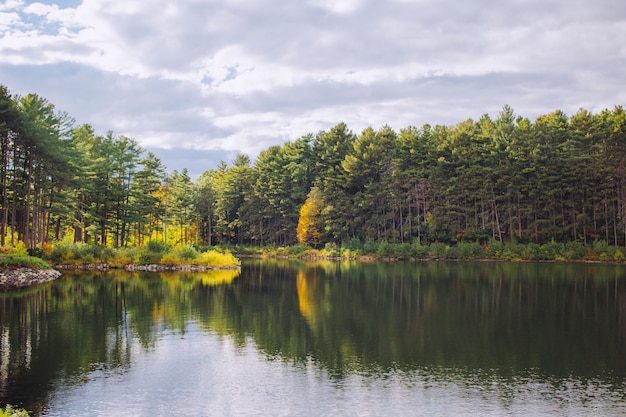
1, 261, 625, 413
238, 260, 626, 380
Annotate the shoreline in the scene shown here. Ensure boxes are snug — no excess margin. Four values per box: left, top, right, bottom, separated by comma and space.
0, 263, 241, 291
0, 268, 62, 291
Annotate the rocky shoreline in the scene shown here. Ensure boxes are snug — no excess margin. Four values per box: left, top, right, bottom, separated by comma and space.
54, 263, 241, 272
0, 263, 241, 291
0, 268, 62, 291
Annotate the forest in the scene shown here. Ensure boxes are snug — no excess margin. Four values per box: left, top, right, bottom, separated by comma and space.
1, 83, 626, 251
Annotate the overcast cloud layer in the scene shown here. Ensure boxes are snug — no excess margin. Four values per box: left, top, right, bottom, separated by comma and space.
1, 0, 625, 176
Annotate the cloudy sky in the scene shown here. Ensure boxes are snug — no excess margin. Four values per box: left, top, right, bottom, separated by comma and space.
1, 0, 625, 177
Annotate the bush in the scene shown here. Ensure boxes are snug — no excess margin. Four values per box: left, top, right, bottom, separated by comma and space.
146, 240, 171, 254
523, 242, 543, 260
592, 240, 609, 259
0, 254, 50, 269
347, 237, 362, 252
428, 242, 448, 259
289, 244, 313, 256
0, 405, 29, 417
393, 243, 414, 260
362, 239, 378, 256
540, 240, 565, 260
486, 239, 504, 259
301, 249, 322, 258
412, 240, 429, 259
446, 246, 458, 259
457, 241, 484, 259
564, 241, 585, 260
502, 242, 524, 260
376, 240, 393, 258
173, 244, 199, 260
0, 241, 28, 256
323, 243, 340, 257
198, 250, 240, 267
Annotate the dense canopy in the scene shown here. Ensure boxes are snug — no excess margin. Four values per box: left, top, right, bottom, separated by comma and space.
1, 84, 625, 249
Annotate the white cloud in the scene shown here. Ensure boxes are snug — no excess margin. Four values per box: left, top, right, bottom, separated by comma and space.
308, 0, 366, 14
0, 0, 23, 12
0, 11, 21, 30
0, 0, 624, 175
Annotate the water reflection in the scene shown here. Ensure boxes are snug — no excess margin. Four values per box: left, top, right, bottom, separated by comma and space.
0, 261, 625, 416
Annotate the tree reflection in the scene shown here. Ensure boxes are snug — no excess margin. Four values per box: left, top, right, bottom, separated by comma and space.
1, 261, 625, 414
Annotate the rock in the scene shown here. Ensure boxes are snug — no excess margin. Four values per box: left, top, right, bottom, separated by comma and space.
0, 268, 61, 290
123, 264, 241, 272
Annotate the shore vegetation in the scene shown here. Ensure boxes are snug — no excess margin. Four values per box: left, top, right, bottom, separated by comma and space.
236, 238, 625, 263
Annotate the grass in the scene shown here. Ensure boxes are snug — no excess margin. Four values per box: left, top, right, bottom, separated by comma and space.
0, 254, 51, 269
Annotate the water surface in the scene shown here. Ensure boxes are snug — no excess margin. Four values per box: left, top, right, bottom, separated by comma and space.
1, 260, 625, 416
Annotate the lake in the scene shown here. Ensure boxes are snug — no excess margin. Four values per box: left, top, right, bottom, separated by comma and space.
1, 260, 625, 416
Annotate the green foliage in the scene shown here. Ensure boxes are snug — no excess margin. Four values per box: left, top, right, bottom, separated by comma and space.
45, 242, 116, 265
428, 243, 448, 259
0, 254, 50, 269
147, 240, 171, 254
393, 243, 414, 260
362, 239, 378, 256
376, 240, 393, 258
0, 405, 29, 417
3, 80, 626, 256
0, 242, 28, 256
412, 240, 430, 259
174, 244, 199, 260
564, 241, 585, 260
456, 241, 485, 259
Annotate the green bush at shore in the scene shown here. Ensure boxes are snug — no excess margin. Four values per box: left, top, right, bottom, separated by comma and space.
0, 405, 29, 417
0, 254, 52, 269
234, 238, 625, 263
3, 241, 240, 268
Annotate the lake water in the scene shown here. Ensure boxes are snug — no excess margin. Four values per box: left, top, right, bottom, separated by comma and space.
1, 260, 625, 416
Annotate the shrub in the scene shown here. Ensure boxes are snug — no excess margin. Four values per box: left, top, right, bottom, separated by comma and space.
347, 237, 362, 252
564, 241, 585, 260
0, 255, 50, 269
502, 242, 524, 260
301, 249, 322, 258
0, 241, 28, 256
393, 243, 414, 260
486, 239, 504, 259
412, 240, 429, 259
160, 252, 181, 265
446, 245, 458, 259
323, 242, 340, 257
289, 244, 313, 256
540, 240, 565, 260
523, 242, 543, 260
457, 241, 484, 259
428, 242, 448, 259
362, 239, 378, 256
198, 250, 240, 267
173, 244, 199, 260
146, 240, 171, 254
376, 240, 393, 258
592, 240, 609, 259
0, 405, 29, 417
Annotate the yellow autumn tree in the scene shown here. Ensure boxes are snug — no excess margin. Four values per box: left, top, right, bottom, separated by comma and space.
297, 187, 323, 246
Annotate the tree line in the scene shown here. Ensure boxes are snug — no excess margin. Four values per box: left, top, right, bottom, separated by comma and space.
2, 83, 625, 249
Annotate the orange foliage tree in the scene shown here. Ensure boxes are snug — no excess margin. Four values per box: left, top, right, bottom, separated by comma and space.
297, 187, 323, 246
